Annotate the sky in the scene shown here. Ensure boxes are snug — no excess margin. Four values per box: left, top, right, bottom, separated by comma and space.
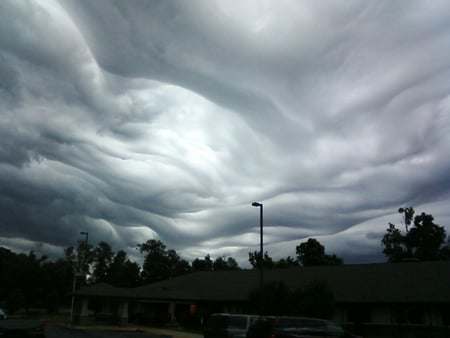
1, 0, 449, 268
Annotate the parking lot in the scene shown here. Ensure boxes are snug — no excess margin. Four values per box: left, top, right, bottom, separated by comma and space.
45, 324, 202, 338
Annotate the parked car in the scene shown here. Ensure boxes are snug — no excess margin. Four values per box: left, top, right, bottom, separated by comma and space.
0, 318, 45, 338
246, 316, 362, 338
204, 313, 259, 338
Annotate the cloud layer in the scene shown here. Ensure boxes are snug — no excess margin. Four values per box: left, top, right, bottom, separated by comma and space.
1, 0, 449, 266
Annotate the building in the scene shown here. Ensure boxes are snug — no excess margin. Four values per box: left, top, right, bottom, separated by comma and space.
73, 261, 450, 335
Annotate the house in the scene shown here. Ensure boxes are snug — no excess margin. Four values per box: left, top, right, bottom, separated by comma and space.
73, 261, 450, 335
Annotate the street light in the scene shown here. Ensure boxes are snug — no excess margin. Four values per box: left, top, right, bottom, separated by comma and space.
251, 202, 264, 314
70, 231, 89, 324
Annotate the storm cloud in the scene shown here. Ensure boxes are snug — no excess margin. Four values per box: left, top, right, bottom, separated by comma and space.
1, 0, 449, 266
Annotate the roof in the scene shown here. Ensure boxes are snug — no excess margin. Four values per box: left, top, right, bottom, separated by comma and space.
75, 261, 450, 304
74, 282, 131, 298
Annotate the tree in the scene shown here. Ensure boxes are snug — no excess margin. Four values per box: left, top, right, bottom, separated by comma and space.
167, 249, 191, 277
382, 207, 447, 262
191, 254, 213, 272
248, 251, 299, 269
398, 207, 415, 232
137, 239, 191, 283
107, 250, 141, 287
0, 247, 17, 303
296, 238, 343, 266
77, 239, 94, 278
92, 241, 114, 283
138, 239, 170, 283
382, 226, 407, 262
273, 256, 299, 268
248, 251, 274, 269
212, 256, 240, 271
0, 250, 47, 312
407, 212, 446, 261
41, 258, 74, 312
441, 236, 450, 260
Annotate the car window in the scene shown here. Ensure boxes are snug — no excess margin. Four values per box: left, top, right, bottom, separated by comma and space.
228, 316, 248, 329
248, 318, 272, 335
206, 315, 227, 329
276, 317, 300, 334
298, 318, 327, 335
326, 320, 346, 337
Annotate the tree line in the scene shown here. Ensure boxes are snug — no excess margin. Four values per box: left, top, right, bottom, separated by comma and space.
0, 236, 344, 314
0, 206, 448, 315
382, 207, 450, 262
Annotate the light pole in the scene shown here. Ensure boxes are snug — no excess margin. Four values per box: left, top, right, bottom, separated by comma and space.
70, 231, 89, 324
252, 202, 264, 314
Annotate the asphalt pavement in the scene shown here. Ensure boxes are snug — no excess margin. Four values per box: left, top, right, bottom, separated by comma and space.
46, 324, 202, 338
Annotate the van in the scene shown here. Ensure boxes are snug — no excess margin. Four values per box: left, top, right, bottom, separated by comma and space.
245, 316, 362, 338
204, 313, 259, 338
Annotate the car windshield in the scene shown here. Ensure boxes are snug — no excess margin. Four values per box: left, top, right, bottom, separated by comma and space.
276, 317, 329, 335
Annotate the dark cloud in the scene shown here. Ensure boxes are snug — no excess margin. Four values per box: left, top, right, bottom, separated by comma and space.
0, 0, 449, 267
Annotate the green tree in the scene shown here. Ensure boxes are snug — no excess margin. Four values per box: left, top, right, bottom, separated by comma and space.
107, 250, 141, 287
441, 236, 450, 259
273, 256, 299, 268
248, 251, 274, 269
41, 258, 74, 312
191, 254, 213, 272
212, 256, 240, 271
0, 247, 16, 304
407, 212, 446, 261
65, 240, 94, 282
296, 238, 343, 266
382, 207, 447, 262
77, 239, 94, 278
1, 250, 47, 311
382, 225, 406, 262
138, 239, 191, 283
398, 206, 415, 232
167, 249, 191, 277
92, 241, 114, 283
138, 239, 170, 283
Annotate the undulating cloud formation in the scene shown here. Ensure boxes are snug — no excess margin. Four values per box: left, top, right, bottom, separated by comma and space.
1, 0, 449, 267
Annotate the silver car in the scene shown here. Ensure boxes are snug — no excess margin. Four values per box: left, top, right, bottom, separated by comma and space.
204, 313, 259, 338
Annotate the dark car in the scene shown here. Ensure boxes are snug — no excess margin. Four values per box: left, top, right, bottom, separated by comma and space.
0, 318, 45, 338
204, 313, 259, 338
246, 316, 362, 338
